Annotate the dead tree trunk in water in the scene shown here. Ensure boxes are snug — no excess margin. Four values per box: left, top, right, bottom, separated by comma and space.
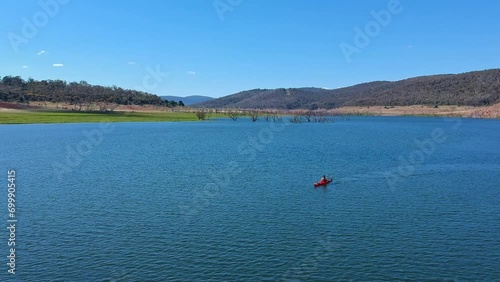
226, 110, 240, 121
249, 110, 259, 122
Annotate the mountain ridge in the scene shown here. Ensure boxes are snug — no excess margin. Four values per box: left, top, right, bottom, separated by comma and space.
160, 95, 214, 105
195, 69, 500, 109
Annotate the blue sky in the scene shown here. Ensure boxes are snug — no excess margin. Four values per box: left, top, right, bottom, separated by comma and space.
2, 0, 500, 98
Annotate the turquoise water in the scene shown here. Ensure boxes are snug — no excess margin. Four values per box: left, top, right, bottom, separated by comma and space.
0, 117, 499, 281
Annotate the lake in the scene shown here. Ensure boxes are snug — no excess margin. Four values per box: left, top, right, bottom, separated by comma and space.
0, 116, 499, 281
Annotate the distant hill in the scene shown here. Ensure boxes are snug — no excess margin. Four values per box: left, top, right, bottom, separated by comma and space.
0, 76, 180, 108
195, 69, 500, 109
160, 95, 214, 105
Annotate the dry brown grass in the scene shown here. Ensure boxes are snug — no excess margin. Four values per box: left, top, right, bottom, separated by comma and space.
1, 102, 499, 118
333, 104, 500, 118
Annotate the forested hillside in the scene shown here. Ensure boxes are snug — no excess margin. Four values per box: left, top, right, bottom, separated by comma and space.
196, 69, 500, 109
0, 76, 179, 110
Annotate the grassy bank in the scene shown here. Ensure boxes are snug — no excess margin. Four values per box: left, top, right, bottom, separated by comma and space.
0, 110, 203, 124
1, 103, 499, 124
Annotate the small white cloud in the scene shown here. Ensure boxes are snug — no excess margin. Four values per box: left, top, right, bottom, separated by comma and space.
188, 71, 196, 75
37, 50, 47, 55
21, 65, 29, 69
53, 63, 64, 67
128, 61, 136, 65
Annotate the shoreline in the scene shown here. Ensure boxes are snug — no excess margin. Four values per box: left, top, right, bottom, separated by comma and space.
332, 104, 500, 119
0, 103, 498, 124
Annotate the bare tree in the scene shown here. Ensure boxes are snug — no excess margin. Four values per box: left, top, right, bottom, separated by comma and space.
97, 102, 108, 112
195, 108, 209, 120
225, 110, 240, 121
289, 115, 302, 123
303, 110, 313, 122
108, 103, 118, 112
271, 111, 283, 122
249, 110, 259, 122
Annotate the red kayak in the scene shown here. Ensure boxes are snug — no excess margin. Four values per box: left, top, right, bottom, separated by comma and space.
314, 179, 332, 187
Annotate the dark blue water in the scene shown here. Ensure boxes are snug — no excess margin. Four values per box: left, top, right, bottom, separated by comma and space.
1, 117, 499, 281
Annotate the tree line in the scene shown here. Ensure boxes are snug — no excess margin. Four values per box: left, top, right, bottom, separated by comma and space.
0, 75, 183, 110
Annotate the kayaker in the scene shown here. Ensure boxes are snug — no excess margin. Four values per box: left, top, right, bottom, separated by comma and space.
319, 175, 327, 183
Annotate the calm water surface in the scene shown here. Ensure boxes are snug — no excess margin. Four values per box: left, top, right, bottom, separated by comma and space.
0, 116, 499, 281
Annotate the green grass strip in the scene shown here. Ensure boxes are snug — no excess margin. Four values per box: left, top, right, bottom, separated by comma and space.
0, 111, 202, 124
